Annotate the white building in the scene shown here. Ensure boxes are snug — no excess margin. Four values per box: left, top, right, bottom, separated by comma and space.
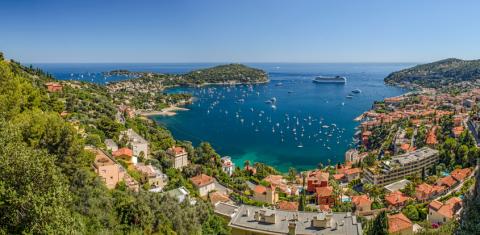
221, 156, 235, 176
120, 129, 149, 158
166, 146, 189, 169
190, 174, 215, 197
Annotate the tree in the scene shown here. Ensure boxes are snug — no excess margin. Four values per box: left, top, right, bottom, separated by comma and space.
365, 211, 388, 235
299, 172, 307, 211
402, 205, 419, 221
0, 127, 78, 234
288, 167, 297, 182
363, 153, 376, 167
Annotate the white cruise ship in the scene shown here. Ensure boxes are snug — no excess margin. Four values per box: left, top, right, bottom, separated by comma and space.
312, 76, 346, 84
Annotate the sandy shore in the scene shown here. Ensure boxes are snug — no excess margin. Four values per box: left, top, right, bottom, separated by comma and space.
140, 106, 189, 117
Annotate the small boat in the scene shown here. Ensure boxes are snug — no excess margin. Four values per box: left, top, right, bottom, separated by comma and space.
351, 89, 362, 94
297, 143, 304, 148
275, 82, 283, 86
346, 95, 353, 99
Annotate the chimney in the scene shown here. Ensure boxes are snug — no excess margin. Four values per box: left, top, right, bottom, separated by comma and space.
288, 222, 296, 235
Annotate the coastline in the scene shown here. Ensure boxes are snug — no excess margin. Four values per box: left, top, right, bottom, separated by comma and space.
139, 106, 189, 117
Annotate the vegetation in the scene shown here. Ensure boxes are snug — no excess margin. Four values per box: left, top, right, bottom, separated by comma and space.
0, 54, 230, 234
384, 58, 480, 88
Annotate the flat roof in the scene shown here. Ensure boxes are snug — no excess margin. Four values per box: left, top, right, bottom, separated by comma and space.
229, 205, 362, 235
384, 179, 411, 192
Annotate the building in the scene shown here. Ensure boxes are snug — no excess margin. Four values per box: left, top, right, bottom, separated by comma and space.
221, 156, 235, 176
91, 148, 123, 189
388, 213, 413, 235
112, 147, 137, 166
104, 139, 118, 152
307, 170, 329, 192
385, 191, 411, 210
344, 168, 362, 182
363, 147, 439, 186
277, 201, 299, 212
120, 129, 149, 158
351, 195, 372, 214
415, 183, 445, 202
45, 82, 63, 92
253, 185, 279, 204
228, 205, 363, 235
316, 186, 334, 207
190, 174, 215, 197
428, 197, 462, 225
214, 202, 239, 221
209, 191, 232, 205
134, 163, 168, 191
166, 146, 189, 169
164, 186, 194, 204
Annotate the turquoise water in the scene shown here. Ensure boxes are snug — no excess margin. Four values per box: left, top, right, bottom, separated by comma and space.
36, 63, 412, 172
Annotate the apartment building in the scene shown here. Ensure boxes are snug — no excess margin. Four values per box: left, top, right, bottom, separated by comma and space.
363, 147, 439, 186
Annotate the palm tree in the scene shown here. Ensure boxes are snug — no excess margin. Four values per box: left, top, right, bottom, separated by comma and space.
244, 160, 250, 168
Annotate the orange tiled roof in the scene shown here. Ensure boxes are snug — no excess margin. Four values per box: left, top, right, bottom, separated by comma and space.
426, 126, 438, 145
445, 197, 462, 206
112, 147, 133, 158
388, 213, 412, 234
333, 174, 345, 181
385, 191, 410, 206
351, 195, 372, 207
209, 191, 230, 205
254, 185, 266, 194
344, 168, 362, 175
169, 146, 186, 155
190, 174, 214, 187
316, 186, 333, 197
437, 176, 457, 188
278, 201, 299, 211
451, 168, 471, 182
429, 200, 443, 210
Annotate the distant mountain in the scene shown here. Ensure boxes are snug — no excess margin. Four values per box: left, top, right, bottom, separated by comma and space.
384, 58, 480, 88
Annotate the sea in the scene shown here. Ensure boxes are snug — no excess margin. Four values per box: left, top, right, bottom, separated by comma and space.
34, 63, 413, 172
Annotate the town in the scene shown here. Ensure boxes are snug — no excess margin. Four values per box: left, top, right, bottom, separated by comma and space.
41, 67, 480, 235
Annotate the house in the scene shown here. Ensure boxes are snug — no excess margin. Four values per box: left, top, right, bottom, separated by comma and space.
388, 213, 413, 235
428, 197, 462, 225
120, 129, 149, 158
166, 146, 189, 169
209, 191, 232, 205
253, 185, 278, 204
415, 183, 446, 202
91, 148, 123, 189
164, 186, 195, 204
436, 176, 458, 190
45, 82, 63, 92
351, 195, 372, 214
451, 168, 471, 182
264, 175, 299, 196
134, 163, 168, 191
190, 174, 215, 197
104, 139, 118, 152
277, 201, 299, 211
316, 186, 334, 207
221, 156, 235, 176
307, 170, 329, 192
112, 147, 137, 166
385, 191, 411, 210
344, 168, 362, 182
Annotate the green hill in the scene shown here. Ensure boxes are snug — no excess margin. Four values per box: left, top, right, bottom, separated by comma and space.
384, 58, 480, 88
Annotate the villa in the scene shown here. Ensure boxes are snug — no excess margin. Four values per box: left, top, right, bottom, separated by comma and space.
45, 82, 63, 92
253, 185, 279, 204
351, 195, 372, 214
112, 147, 137, 166
134, 163, 168, 191
221, 156, 235, 176
385, 191, 411, 210
415, 183, 446, 202
307, 170, 329, 193
190, 174, 215, 197
120, 129, 149, 158
166, 146, 189, 169
428, 197, 462, 225
91, 148, 123, 189
388, 213, 413, 235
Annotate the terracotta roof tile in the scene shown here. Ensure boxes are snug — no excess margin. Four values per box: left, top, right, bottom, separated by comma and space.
388, 213, 412, 234
190, 174, 214, 187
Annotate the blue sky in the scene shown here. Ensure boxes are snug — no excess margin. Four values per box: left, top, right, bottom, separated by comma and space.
1, 0, 479, 63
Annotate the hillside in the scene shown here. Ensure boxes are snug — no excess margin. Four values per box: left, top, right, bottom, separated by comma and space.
0, 53, 231, 234
384, 58, 480, 88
